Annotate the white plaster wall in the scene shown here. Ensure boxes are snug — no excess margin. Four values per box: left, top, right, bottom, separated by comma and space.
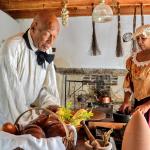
0, 10, 20, 48
17, 15, 150, 69
55, 15, 150, 69
3, 14, 150, 69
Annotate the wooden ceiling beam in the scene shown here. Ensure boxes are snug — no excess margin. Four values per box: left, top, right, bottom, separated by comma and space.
5, 6, 150, 19
0, 0, 150, 18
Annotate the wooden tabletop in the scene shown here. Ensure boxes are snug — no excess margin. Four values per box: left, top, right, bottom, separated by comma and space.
88, 121, 126, 130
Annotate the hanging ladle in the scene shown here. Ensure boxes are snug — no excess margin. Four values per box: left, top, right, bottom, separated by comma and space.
122, 3, 144, 43
122, 5, 137, 43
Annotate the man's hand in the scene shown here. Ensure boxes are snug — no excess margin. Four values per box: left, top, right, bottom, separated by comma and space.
119, 101, 131, 113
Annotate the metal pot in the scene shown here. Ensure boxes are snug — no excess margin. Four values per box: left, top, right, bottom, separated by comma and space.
77, 90, 87, 103
113, 111, 131, 123
98, 96, 111, 104
77, 94, 86, 102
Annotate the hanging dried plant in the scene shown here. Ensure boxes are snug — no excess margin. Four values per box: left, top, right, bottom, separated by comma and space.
90, 21, 101, 56
132, 5, 137, 52
116, 2, 123, 57
89, 4, 101, 56
61, 0, 69, 26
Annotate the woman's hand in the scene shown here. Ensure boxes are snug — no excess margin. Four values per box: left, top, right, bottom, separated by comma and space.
119, 101, 131, 113
134, 103, 150, 114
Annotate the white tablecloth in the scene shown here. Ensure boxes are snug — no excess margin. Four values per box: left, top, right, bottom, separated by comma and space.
0, 131, 66, 150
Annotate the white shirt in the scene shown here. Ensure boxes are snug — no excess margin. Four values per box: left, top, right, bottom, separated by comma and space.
0, 30, 60, 125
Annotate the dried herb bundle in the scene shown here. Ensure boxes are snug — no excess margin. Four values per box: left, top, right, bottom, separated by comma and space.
90, 4, 101, 56
132, 5, 137, 52
116, 2, 123, 57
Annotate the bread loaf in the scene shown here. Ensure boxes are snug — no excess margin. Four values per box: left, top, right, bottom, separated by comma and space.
44, 122, 66, 138
2, 122, 17, 135
22, 124, 45, 139
29, 114, 48, 128
43, 115, 66, 138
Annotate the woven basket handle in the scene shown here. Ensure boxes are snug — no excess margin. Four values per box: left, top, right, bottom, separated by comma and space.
14, 107, 69, 140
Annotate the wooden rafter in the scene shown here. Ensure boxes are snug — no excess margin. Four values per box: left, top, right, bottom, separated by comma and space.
0, 0, 150, 18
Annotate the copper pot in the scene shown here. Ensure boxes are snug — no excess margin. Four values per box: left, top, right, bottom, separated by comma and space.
98, 96, 111, 104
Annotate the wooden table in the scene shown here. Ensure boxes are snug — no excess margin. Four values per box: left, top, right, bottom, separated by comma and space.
88, 121, 126, 130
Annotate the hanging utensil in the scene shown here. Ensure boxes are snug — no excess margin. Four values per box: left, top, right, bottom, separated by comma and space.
122, 32, 133, 42
132, 5, 137, 52
122, 6, 135, 42
116, 2, 123, 57
122, 3, 144, 43
89, 3, 101, 56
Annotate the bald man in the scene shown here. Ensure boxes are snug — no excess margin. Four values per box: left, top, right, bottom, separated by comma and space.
0, 12, 60, 124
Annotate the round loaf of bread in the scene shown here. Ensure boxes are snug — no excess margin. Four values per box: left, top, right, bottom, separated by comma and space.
44, 122, 66, 138
29, 114, 48, 128
22, 124, 45, 139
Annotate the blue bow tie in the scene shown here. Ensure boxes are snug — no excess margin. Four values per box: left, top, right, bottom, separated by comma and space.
35, 50, 54, 66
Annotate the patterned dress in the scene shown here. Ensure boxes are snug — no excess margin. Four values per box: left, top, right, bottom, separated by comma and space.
123, 51, 150, 126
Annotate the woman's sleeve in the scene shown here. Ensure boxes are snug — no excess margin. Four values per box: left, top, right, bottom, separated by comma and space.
123, 57, 134, 94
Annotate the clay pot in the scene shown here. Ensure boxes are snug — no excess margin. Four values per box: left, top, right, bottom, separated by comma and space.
22, 124, 45, 139
85, 139, 112, 150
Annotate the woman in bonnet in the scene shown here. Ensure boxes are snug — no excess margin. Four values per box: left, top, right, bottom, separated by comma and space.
119, 24, 150, 126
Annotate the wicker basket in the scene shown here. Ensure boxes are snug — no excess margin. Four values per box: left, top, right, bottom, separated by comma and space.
14, 107, 75, 150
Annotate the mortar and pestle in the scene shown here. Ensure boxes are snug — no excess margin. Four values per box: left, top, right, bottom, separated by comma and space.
81, 121, 112, 150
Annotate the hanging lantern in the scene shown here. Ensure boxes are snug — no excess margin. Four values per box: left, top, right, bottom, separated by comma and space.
92, 0, 113, 23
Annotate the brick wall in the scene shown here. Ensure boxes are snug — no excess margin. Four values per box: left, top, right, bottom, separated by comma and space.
56, 68, 126, 107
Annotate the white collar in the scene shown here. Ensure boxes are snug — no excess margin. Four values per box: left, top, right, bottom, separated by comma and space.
27, 29, 52, 54
28, 29, 38, 52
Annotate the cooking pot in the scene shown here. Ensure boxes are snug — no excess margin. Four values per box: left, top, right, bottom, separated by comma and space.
77, 94, 86, 102
77, 90, 87, 103
97, 96, 112, 104
113, 111, 131, 123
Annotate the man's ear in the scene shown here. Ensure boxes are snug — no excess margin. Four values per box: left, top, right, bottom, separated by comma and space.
30, 21, 38, 33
